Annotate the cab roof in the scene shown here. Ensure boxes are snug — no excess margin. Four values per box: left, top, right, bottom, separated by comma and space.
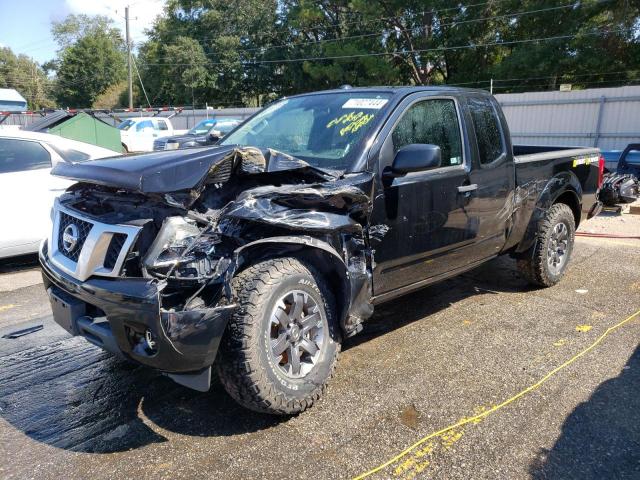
287, 85, 492, 98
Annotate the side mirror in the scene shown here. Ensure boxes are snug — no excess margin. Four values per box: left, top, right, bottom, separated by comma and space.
391, 144, 442, 175
208, 130, 222, 142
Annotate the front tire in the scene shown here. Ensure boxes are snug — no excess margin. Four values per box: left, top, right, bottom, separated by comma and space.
216, 257, 340, 415
517, 203, 576, 287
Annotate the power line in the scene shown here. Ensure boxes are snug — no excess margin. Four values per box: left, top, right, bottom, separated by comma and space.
148, 2, 576, 59
131, 54, 151, 108
137, 26, 627, 67
149, 0, 515, 51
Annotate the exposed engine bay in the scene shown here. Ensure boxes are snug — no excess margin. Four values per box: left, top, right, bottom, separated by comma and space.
52, 146, 379, 337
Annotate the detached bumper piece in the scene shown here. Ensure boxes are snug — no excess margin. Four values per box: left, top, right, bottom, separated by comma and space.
41, 250, 236, 391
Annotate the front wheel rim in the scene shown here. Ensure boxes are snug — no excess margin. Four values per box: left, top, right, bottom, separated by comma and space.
547, 221, 570, 275
269, 290, 325, 378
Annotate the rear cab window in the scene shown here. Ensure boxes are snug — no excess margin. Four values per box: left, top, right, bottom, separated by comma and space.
468, 96, 505, 165
0, 138, 51, 173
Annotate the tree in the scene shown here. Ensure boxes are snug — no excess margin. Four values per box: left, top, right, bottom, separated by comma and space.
138, 36, 209, 105
52, 14, 124, 51
0, 47, 55, 110
139, 0, 285, 106
135, 0, 640, 105
52, 15, 127, 108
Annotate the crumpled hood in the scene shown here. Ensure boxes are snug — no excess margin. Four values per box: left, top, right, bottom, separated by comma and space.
51, 145, 332, 197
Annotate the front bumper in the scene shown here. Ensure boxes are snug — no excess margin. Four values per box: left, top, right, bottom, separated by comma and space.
40, 244, 235, 378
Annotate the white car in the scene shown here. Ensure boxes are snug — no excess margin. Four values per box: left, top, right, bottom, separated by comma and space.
0, 131, 120, 258
118, 117, 187, 152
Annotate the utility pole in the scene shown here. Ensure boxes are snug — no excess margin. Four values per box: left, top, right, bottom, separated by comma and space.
125, 5, 133, 109
490, 78, 494, 95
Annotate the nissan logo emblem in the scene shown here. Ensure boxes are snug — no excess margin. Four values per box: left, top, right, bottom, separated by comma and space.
62, 224, 80, 253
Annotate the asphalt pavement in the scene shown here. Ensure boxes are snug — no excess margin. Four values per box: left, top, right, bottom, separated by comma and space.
0, 219, 638, 480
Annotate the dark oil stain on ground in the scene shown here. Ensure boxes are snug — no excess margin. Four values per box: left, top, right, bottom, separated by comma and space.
400, 404, 421, 430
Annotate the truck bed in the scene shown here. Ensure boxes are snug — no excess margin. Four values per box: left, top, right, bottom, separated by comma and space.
513, 145, 600, 190
504, 145, 602, 253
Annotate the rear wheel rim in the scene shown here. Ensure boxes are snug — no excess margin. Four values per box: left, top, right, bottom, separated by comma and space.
547, 221, 569, 275
269, 289, 325, 378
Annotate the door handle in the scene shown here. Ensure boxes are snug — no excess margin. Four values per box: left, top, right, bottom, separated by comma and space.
457, 184, 478, 193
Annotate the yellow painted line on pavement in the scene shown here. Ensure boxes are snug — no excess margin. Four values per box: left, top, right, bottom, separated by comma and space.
353, 307, 640, 480
0, 304, 17, 312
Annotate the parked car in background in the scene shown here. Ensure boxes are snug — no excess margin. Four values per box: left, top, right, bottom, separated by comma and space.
0, 130, 119, 258
153, 118, 241, 151
118, 117, 188, 153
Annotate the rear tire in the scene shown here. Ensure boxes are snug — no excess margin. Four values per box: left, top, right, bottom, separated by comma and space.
216, 257, 340, 415
517, 203, 576, 287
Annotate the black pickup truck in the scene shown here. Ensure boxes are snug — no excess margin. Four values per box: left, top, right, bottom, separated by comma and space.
40, 87, 604, 414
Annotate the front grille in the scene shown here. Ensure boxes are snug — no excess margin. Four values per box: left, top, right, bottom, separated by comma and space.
57, 212, 93, 262
153, 138, 167, 151
104, 233, 128, 270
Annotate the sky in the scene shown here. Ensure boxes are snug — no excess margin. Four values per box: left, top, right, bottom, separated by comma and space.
0, 0, 166, 64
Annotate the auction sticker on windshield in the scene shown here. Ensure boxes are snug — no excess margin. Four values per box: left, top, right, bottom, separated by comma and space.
342, 98, 388, 109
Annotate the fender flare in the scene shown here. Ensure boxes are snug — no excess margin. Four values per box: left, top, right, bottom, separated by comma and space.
515, 172, 582, 254
227, 236, 364, 334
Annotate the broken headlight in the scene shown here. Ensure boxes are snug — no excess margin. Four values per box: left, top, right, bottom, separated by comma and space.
143, 217, 214, 279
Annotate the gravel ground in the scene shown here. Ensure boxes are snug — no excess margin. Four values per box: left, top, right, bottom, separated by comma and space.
0, 212, 638, 480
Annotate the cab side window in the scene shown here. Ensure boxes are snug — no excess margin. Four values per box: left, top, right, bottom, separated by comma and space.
468, 97, 505, 165
136, 120, 154, 132
0, 138, 51, 174
156, 120, 169, 131
392, 99, 463, 167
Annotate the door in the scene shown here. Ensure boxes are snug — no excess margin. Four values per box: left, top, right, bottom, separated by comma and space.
135, 119, 156, 151
465, 96, 515, 260
0, 138, 54, 256
155, 118, 170, 136
371, 97, 480, 295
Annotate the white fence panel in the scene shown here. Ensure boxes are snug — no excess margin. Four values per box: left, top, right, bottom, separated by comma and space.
496, 86, 640, 150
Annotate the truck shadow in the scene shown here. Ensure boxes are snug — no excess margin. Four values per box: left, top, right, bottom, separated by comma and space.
528, 345, 640, 479
0, 256, 527, 454
346, 254, 530, 350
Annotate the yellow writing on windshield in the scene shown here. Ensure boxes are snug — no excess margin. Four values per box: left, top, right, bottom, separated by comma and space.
326, 111, 375, 136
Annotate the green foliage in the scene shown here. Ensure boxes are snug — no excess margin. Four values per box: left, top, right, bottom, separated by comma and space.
0, 47, 55, 109
137, 0, 639, 106
53, 15, 127, 108
38, 1, 640, 108
92, 81, 130, 109
52, 14, 124, 51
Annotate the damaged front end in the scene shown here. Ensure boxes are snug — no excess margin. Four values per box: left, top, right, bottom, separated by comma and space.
41, 145, 377, 386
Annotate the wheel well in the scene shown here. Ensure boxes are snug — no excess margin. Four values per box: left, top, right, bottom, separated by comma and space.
554, 190, 581, 228
234, 243, 351, 329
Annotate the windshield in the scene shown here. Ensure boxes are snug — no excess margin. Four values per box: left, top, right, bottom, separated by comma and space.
215, 120, 240, 134
117, 119, 136, 131
220, 92, 392, 170
188, 118, 240, 135
188, 119, 217, 135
